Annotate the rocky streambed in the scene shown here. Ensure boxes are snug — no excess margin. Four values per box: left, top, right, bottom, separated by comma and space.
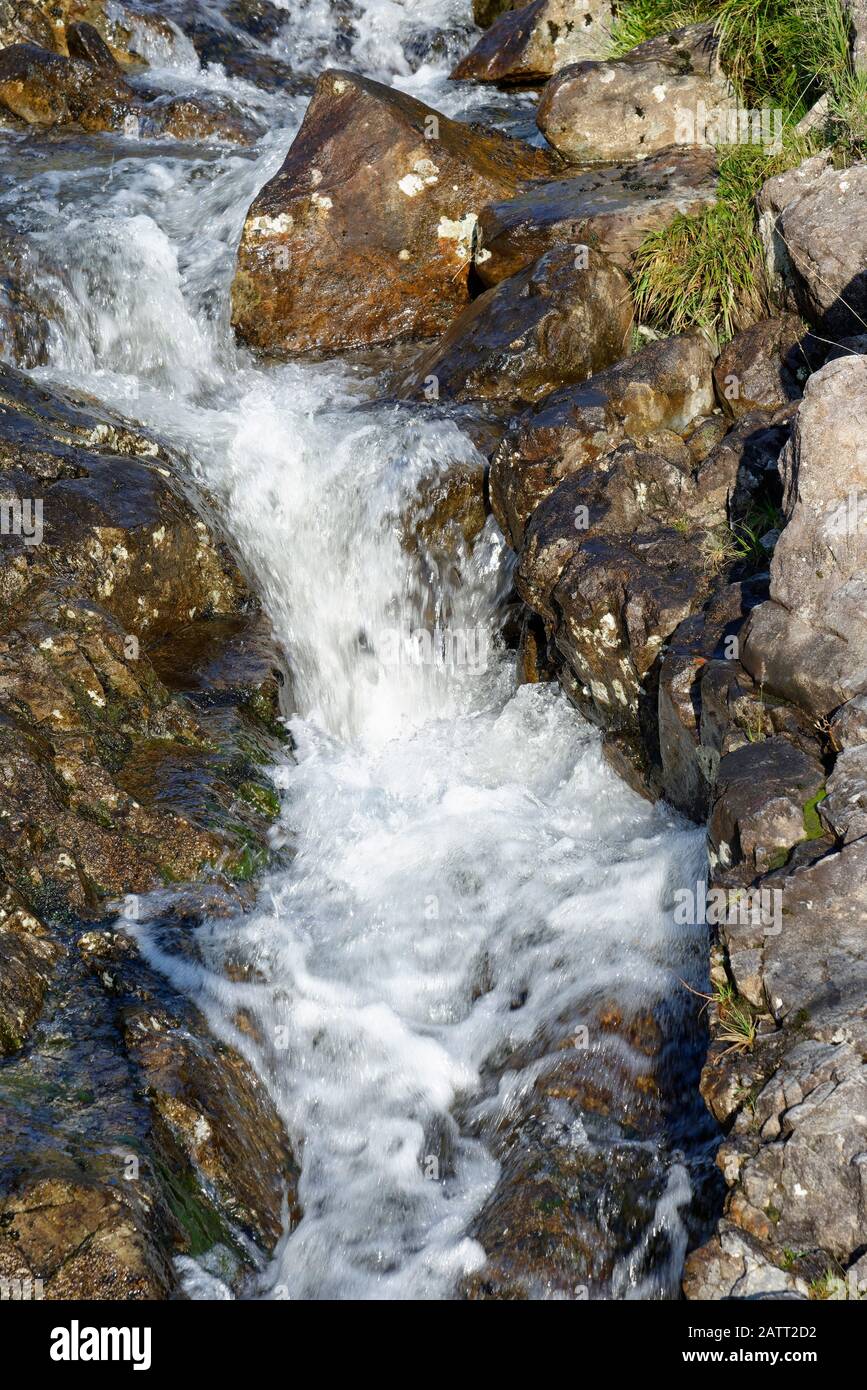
0, 0, 865, 1303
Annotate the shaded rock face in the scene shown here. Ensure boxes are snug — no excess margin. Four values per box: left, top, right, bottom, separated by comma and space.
231, 68, 556, 356
759, 157, 867, 337
713, 316, 810, 420
708, 738, 826, 882
537, 24, 732, 163
743, 357, 867, 715
0, 360, 297, 1298
490, 332, 715, 548
0, 42, 256, 142
395, 242, 632, 407
476, 145, 718, 287
452, 0, 616, 85
0, 917, 299, 1298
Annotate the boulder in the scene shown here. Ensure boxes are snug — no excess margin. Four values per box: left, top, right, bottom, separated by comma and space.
490, 333, 714, 548
758, 157, 867, 336
0, 42, 256, 142
395, 242, 632, 406
743, 358, 867, 714
476, 145, 718, 287
537, 24, 732, 163
231, 69, 556, 355
452, 0, 616, 85
707, 737, 826, 880
712, 316, 809, 419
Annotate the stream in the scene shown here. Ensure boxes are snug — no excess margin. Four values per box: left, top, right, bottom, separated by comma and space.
2, 0, 718, 1299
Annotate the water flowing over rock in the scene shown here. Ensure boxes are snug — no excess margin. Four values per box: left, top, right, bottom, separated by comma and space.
231, 69, 556, 355
0, 41, 257, 141
476, 145, 718, 286
537, 23, 732, 163
451, 0, 616, 85
395, 241, 633, 406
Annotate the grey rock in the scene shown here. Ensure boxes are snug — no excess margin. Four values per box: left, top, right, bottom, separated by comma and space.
708, 737, 826, 879
819, 745, 867, 843
537, 24, 732, 163
743, 358, 867, 714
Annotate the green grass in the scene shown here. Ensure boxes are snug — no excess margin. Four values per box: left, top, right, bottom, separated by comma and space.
614, 1, 862, 345
611, 1, 853, 114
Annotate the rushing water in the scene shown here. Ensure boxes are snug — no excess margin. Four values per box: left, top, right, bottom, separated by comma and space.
2, 0, 716, 1298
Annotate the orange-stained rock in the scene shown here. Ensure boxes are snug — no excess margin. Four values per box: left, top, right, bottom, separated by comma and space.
231, 68, 557, 356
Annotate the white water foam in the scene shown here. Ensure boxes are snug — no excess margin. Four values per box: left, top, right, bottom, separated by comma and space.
2, 0, 709, 1299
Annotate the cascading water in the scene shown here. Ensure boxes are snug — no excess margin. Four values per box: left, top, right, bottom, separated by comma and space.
2, 0, 717, 1299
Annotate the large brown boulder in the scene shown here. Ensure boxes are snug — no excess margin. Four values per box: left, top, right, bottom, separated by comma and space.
476, 145, 718, 287
537, 24, 732, 163
451, 0, 616, 85
230, 69, 556, 355
395, 242, 632, 406
490, 333, 715, 548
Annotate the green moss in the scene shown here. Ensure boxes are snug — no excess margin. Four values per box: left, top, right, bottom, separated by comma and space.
236, 780, 281, 820
803, 787, 828, 839
152, 1156, 236, 1259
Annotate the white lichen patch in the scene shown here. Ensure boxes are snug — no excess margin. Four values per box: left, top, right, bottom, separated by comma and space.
398, 249, 411, 261
437, 213, 478, 262
311, 192, 333, 211
248, 212, 294, 237
652, 84, 667, 103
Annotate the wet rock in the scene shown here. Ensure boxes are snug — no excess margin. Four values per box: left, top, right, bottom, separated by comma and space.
0, 362, 246, 640
743, 358, 867, 715
231, 69, 557, 356
0, 42, 257, 142
537, 24, 731, 163
0, 922, 299, 1299
490, 333, 714, 548
65, 18, 118, 68
0, 893, 62, 1054
0, 0, 57, 52
476, 145, 718, 287
758, 157, 867, 336
473, 0, 522, 26
713, 316, 809, 420
0, 41, 135, 129
462, 1017, 684, 1298
452, 0, 616, 85
708, 737, 826, 881
396, 242, 632, 406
